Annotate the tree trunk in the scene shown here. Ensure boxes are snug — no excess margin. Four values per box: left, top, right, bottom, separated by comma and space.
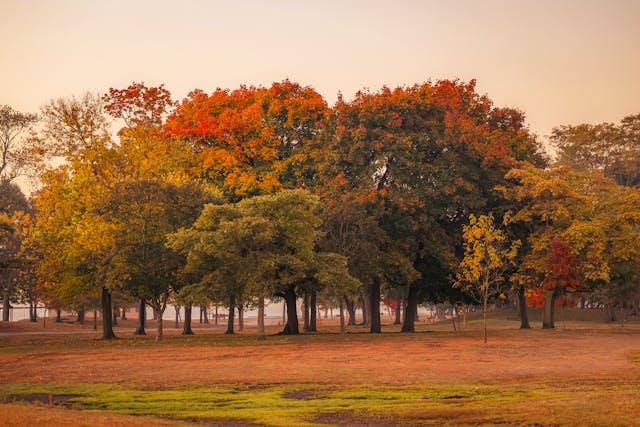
2, 291, 10, 321
135, 298, 146, 335
238, 304, 244, 331
370, 281, 381, 333
77, 307, 84, 325
517, 286, 531, 329
345, 297, 356, 326
175, 305, 180, 329
93, 309, 97, 330
542, 289, 556, 329
183, 305, 194, 335
29, 302, 37, 322
155, 305, 165, 342
361, 293, 369, 326
121, 307, 127, 320
303, 291, 310, 332
112, 304, 118, 326
282, 300, 286, 325
309, 289, 317, 332
402, 283, 418, 332
55, 308, 61, 323
280, 285, 299, 335
202, 305, 209, 324
226, 295, 235, 334
157, 315, 164, 342
101, 287, 116, 340
339, 298, 346, 334
257, 297, 266, 340
214, 305, 218, 325
393, 298, 402, 325
482, 294, 488, 344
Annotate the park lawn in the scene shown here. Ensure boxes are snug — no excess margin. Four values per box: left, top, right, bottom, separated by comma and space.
1, 380, 639, 426
1, 312, 639, 426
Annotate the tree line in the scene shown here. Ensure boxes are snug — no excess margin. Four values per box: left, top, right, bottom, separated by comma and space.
1, 80, 639, 341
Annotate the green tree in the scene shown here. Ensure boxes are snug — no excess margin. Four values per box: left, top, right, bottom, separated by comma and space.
99, 180, 205, 341
169, 190, 356, 336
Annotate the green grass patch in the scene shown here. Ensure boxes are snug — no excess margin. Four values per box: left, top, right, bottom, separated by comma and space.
2, 381, 637, 426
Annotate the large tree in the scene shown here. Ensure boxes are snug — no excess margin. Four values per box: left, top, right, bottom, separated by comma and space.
169, 190, 356, 336
101, 82, 205, 340
100, 180, 205, 342
504, 165, 640, 326
30, 93, 117, 339
551, 113, 640, 187
317, 80, 544, 332
165, 80, 328, 201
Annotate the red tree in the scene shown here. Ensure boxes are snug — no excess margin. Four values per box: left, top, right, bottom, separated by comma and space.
528, 238, 582, 328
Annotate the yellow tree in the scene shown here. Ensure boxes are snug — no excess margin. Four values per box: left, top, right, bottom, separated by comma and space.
29, 93, 118, 339
501, 165, 635, 327
454, 213, 520, 343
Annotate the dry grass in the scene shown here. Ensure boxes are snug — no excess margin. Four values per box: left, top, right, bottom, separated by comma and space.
0, 310, 639, 425
0, 403, 194, 427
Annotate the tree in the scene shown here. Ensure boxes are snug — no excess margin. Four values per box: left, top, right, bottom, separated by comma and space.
103, 82, 174, 131
0, 105, 38, 182
165, 80, 328, 201
100, 180, 206, 342
29, 93, 117, 339
316, 80, 543, 333
503, 165, 640, 326
533, 238, 581, 329
318, 196, 412, 332
552, 113, 640, 187
0, 180, 29, 214
169, 190, 356, 336
0, 213, 21, 321
454, 213, 520, 343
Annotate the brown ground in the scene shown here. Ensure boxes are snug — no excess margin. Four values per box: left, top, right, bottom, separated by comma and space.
1, 317, 639, 387
1, 312, 639, 426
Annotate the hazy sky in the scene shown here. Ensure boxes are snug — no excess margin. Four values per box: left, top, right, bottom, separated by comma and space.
1, 0, 639, 140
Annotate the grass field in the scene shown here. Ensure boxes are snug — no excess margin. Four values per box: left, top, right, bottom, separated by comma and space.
0, 308, 638, 426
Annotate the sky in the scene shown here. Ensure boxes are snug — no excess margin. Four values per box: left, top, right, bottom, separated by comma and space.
1, 0, 639, 141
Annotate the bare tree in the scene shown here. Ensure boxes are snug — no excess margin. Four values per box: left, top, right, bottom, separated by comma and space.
0, 105, 38, 182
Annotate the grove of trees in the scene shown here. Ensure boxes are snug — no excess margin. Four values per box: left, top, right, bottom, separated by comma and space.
1, 79, 638, 341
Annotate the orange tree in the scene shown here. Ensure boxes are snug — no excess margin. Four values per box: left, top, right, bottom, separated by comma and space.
165, 80, 329, 201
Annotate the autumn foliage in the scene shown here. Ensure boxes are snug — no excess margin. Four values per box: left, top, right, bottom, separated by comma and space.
526, 238, 582, 308
3, 77, 639, 340
165, 80, 328, 200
